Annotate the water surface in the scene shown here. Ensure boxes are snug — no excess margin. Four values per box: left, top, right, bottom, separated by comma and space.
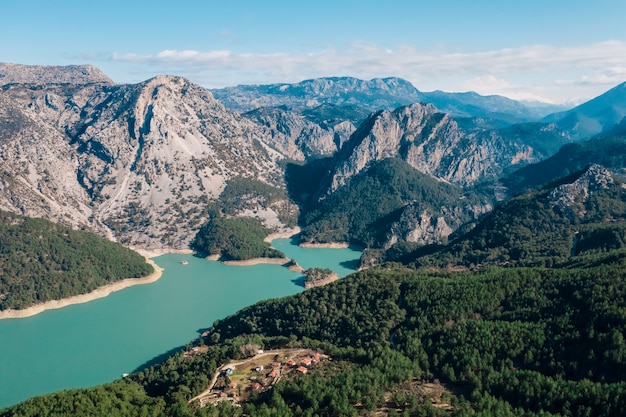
0, 239, 361, 409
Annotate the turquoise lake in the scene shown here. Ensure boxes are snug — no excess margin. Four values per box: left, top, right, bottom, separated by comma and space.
0, 238, 361, 409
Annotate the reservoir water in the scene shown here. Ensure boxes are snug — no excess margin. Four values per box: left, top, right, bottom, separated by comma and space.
0, 238, 361, 409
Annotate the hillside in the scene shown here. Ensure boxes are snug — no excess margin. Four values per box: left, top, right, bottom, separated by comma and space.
0, 68, 293, 250
0, 210, 153, 311
4, 251, 626, 416
503, 133, 626, 194
544, 81, 626, 140
295, 158, 488, 248
405, 165, 626, 269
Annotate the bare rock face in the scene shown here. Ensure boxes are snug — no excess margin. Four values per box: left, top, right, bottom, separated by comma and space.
0, 63, 113, 85
243, 107, 355, 160
549, 164, 615, 220
0, 70, 290, 250
328, 103, 542, 191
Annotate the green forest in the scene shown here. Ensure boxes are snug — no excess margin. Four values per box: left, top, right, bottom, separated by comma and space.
298, 158, 484, 247
192, 216, 284, 261
0, 210, 153, 310
5, 252, 626, 416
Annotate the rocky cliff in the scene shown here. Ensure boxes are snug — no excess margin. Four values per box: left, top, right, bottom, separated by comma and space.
326, 103, 549, 191
0, 68, 290, 249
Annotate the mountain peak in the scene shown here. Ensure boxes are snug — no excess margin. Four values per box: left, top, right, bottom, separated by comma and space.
0, 62, 113, 86
548, 164, 615, 219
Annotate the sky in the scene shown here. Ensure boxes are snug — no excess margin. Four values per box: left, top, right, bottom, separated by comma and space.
2, 0, 626, 104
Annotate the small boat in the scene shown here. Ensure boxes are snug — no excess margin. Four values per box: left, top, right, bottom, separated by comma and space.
181, 260, 189, 265
122, 373, 129, 378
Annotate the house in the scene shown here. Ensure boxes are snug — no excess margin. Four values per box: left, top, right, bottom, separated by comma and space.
271, 361, 281, 368
251, 382, 262, 391
268, 369, 279, 378
228, 382, 237, 389
300, 357, 312, 366
296, 366, 308, 374
225, 367, 234, 375
286, 359, 296, 367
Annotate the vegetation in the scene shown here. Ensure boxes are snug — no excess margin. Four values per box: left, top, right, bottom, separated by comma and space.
0, 210, 153, 310
5, 161, 626, 415
503, 134, 626, 194
6, 254, 626, 416
403, 167, 626, 269
192, 216, 284, 261
297, 158, 484, 247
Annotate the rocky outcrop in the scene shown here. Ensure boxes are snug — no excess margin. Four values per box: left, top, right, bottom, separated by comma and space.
243, 107, 353, 160
549, 164, 615, 220
327, 103, 552, 191
0, 68, 290, 249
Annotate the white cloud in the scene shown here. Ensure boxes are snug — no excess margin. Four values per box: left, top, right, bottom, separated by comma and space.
110, 40, 626, 103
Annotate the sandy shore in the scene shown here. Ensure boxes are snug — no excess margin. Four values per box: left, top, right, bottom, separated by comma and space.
222, 257, 292, 267
264, 226, 301, 243
299, 242, 349, 249
0, 258, 163, 320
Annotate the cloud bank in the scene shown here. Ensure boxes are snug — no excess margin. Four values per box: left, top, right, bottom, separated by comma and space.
112, 41, 626, 104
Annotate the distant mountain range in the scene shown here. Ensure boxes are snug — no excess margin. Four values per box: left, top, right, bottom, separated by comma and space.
211, 76, 569, 123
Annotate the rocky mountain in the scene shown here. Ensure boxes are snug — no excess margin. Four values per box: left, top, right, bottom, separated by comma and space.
242, 106, 356, 161
503, 133, 626, 194
0, 62, 113, 85
211, 76, 566, 123
324, 103, 564, 192
544, 81, 626, 141
294, 158, 489, 249
0, 68, 292, 250
404, 164, 626, 268
211, 76, 422, 113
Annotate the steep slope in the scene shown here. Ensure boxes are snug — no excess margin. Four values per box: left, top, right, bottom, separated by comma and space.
242, 106, 355, 160
0, 69, 291, 249
408, 164, 626, 268
544, 81, 626, 140
0, 62, 113, 85
298, 158, 489, 248
326, 103, 554, 190
503, 133, 626, 194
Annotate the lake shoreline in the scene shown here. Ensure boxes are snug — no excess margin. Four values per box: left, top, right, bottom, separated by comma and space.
0, 257, 163, 320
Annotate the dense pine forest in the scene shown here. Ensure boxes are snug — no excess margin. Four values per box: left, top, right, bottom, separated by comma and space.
0, 211, 153, 310
4, 253, 626, 416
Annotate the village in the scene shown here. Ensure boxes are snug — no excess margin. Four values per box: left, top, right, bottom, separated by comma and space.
187, 348, 330, 408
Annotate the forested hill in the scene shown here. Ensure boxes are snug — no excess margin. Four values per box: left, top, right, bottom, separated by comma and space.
5, 257, 626, 416
392, 164, 626, 269
0, 210, 153, 310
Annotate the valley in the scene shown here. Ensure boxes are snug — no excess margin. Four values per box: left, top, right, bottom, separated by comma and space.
1, 62, 626, 416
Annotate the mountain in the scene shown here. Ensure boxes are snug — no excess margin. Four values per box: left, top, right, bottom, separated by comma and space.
422, 90, 561, 123
0, 62, 113, 85
544, 81, 626, 140
241, 106, 356, 161
503, 133, 626, 194
294, 158, 489, 248
211, 76, 564, 123
211, 76, 423, 113
0, 68, 293, 250
406, 164, 626, 268
324, 103, 563, 191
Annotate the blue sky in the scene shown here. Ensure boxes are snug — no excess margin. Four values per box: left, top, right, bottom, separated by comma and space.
2, 0, 626, 104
